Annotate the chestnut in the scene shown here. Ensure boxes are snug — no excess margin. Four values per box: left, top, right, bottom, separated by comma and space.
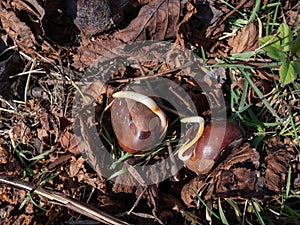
110, 91, 168, 154
109, 90, 242, 174
179, 120, 243, 174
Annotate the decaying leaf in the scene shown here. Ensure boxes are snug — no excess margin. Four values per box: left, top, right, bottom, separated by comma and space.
229, 0, 255, 8
114, 0, 180, 42
176, 1, 224, 48
215, 168, 259, 198
11, 0, 45, 21
0, 5, 38, 50
0, 4, 61, 64
9, 214, 33, 225
228, 23, 259, 54
0, 146, 9, 164
265, 147, 294, 192
69, 156, 85, 177
72, 35, 123, 69
60, 130, 81, 155
175, 1, 197, 47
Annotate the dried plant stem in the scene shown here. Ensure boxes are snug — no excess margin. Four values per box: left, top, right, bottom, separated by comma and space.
0, 175, 131, 225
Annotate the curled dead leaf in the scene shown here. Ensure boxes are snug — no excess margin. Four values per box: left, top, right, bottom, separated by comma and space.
69, 156, 85, 177
228, 23, 259, 54
0, 5, 38, 49
114, 0, 180, 42
176, 1, 224, 48
60, 130, 80, 155
11, 0, 45, 21
265, 147, 294, 192
0, 2, 58, 63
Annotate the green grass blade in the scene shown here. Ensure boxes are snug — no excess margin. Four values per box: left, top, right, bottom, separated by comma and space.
239, 68, 281, 121
225, 199, 242, 217
65, 76, 89, 104
19, 195, 30, 210
238, 78, 249, 111
39, 172, 59, 186
218, 198, 229, 225
193, 189, 220, 220
248, 0, 261, 23
107, 168, 126, 181
27, 148, 55, 161
28, 193, 47, 211
289, 113, 300, 152
251, 200, 265, 225
201, 46, 207, 67
270, 1, 280, 33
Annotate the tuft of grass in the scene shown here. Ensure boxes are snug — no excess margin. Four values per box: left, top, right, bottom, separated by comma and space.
196, 1, 300, 225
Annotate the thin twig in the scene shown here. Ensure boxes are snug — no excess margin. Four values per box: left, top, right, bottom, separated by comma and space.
0, 175, 131, 225
127, 187, 147, 215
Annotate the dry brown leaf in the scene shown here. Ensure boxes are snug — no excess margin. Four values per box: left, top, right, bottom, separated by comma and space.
175, 1, 197, 47
181, 135, 298, 207
265, 148, 293, 192
176, 1, 224, 48
60, 130, 81, 155
12, 214, 33, 225
287, 10, 300, 28
229, 0, 255, 8
69, 156, 85, 177
0, 5, 38, 50
72, 35, 124, 68
228, 22, 259, 54
215, 168, 257, 196
11, 0, 45, 21
114, 0, 180, 42
0, 146, 9, 164
0, 3, 58, 63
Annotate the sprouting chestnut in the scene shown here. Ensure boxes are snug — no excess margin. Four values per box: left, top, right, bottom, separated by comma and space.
179, 120, 243, 174
110, 91, 168, 154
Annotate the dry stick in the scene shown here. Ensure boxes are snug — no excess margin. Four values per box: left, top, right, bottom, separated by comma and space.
127, 187, 147, 215
0, 175, 131, 225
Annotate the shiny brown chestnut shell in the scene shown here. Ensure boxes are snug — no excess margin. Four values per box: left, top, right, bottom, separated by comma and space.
110, 95, 166, 154
185, 121, 243, 174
